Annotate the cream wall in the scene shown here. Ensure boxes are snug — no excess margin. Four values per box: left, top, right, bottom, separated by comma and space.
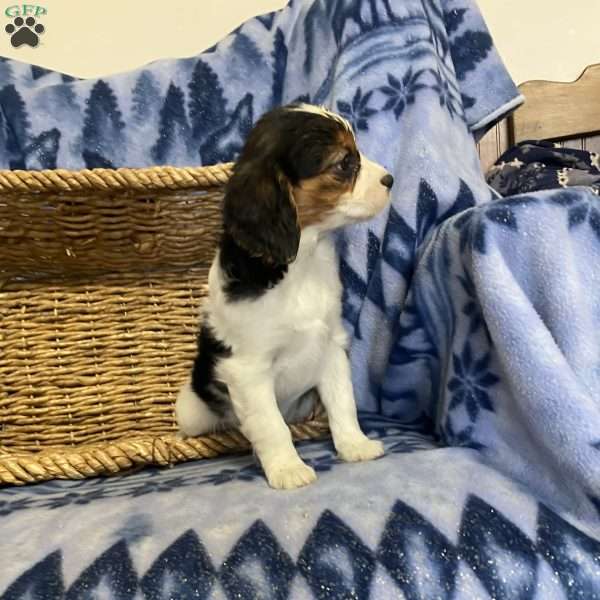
0, 0, 597, 85
0, 0, 287, 78
478, 0, 600, 84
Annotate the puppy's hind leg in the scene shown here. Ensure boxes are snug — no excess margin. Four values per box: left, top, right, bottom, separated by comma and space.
175, 380, 227, 437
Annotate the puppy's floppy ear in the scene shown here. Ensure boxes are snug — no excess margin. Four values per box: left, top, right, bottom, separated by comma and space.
223, 162, 300, 265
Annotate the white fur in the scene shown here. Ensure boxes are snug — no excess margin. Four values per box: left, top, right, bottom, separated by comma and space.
176, 380, 230, 435
289, 103, 353, 134
176, 123, 390, 490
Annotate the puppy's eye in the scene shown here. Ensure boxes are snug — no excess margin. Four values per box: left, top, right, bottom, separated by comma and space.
334, 154, 358, 176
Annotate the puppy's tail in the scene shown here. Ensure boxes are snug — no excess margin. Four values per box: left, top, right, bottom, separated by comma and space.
175, 380, 226, 437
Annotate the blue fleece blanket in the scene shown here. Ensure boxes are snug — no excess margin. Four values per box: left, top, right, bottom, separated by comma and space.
4, 419, 600, 599
2, 0, 600, 597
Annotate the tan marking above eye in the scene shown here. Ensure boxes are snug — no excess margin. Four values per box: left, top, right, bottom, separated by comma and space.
338, 129, 358, 150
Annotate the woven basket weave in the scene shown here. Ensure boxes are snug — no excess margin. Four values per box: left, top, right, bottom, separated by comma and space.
0, 164, 329, 486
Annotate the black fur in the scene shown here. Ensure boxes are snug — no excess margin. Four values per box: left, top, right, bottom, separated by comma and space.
191, 323, 232, 418
223, 159, 299, 267
221, 104, 350, 302
220, 232, 288, 301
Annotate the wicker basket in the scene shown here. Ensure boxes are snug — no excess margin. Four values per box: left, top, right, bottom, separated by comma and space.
0, 164, 328, 486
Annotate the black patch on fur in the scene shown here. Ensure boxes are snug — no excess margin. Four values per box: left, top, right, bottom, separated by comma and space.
254, 105, 350, 184
191, 323, 232, 418
223, 158, 299, 268
219, 232, 288, 301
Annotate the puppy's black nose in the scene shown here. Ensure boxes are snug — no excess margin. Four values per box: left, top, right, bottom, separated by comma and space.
380, 173, 394, 189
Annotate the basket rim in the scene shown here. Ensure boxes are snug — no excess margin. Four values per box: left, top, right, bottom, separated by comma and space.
0, 163, 234, 195
0, 418, 329, 486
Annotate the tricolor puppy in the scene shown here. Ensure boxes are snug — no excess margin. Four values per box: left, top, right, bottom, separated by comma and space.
176, 103, 394, 489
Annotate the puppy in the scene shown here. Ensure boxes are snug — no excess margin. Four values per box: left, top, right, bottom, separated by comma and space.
176, 103, 394, 489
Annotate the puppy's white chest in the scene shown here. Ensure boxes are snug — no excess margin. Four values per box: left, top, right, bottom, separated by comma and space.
274, 318, 331, 406
271, 239, 342, 400
210, 235, 344, 407
277, 272, 336, 357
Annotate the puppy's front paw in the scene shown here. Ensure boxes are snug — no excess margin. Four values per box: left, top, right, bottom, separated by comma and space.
265, 458, 317, 490
337, 436, 384, 462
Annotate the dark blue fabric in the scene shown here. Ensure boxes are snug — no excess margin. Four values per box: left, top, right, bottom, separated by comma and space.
487, 139, 600, 197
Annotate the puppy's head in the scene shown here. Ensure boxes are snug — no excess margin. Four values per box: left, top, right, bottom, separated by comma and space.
223, 103, 393, 264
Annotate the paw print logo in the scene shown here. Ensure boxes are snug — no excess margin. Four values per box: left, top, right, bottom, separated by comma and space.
5, 16, 44, 48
